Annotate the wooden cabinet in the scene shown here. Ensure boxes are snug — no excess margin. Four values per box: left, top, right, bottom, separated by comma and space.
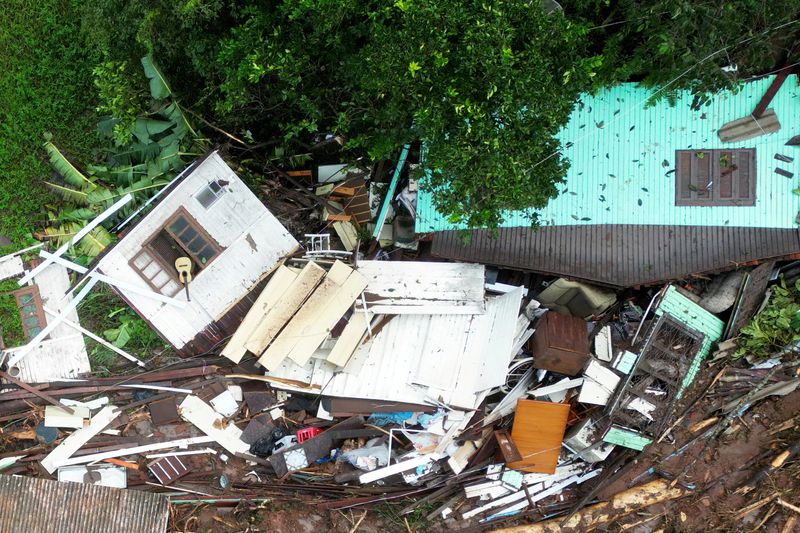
530, 311, 590, 376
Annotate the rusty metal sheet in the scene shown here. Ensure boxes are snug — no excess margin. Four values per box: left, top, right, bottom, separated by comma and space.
0, 473, 169, 533
431, 226, 800, 288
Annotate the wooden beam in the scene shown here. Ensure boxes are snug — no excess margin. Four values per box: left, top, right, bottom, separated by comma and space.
41, 405, 120, 473
0, 370, 74, 415
43, 307, 145, 368
752, 67, 792, 118
178, 395, 250, 456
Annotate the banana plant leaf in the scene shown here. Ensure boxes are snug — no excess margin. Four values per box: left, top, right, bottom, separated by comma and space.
97, 116, 119, 140
34, 223, 78, 245
75, 226, 114, 258
141, 55, 171, 100
132, 117, 175, 145
44, 142, 94, 189
44, 181, 91, 205
57, 207, 96, 223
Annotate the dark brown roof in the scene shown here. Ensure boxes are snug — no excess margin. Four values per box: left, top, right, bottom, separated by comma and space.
0, 473, 169, 533
431, 225, 800, 287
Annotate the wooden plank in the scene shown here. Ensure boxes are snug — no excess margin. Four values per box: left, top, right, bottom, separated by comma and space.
0, 370, 75, 415
718, 109, 780, 142
57, 436, 215, 467
359, 454, 439, 484
287, 265, 369, 366
248, 262, 326, 364
753, 68, 791, 118
325, 213, 352, 222
326, 312, 374, 367
506, 399, 569, 474
495, 430, 523, 463
178, 395, 250, 456
221, 265, 298, 363
41, 405, 120, 473
260, 261, 363, 369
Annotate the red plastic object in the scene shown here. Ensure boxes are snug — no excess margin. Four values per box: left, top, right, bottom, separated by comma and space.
296, 427, 323, 443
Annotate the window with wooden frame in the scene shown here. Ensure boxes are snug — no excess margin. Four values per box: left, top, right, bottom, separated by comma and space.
130, 207, 224, 295
13, 286, 47, 341
675, 149, 756, 206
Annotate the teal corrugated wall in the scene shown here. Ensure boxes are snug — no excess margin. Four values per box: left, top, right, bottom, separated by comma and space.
417, 76, 800, 232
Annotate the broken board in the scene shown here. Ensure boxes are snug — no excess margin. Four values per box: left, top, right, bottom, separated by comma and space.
262, 261, 368, 368
178, 395, 249, 456
250, 262, 326, 366
221, 265, 298, 363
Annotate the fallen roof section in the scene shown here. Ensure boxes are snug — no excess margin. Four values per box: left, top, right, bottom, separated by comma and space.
0, 473, 169, 533
265, 287, 526, 410
430, 225, 800, 287
357, 260, 486, 314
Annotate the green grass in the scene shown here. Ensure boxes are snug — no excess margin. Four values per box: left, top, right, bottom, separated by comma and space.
0, 0, 99, 249
77, 285, 173, 373
0, 278, 25, 347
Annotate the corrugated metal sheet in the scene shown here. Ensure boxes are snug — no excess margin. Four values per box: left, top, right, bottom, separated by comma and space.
267, 289, 524, 409
417, 75, 800, 233
0, 474, 169, 533
431, 225, 800, 287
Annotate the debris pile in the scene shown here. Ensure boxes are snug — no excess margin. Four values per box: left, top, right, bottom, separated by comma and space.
2, 152, 800, 532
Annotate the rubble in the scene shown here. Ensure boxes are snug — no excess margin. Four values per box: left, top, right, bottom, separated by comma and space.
2, 151, 800, 532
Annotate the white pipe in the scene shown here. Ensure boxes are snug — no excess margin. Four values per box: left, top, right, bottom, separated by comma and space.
40, 251, 185, 308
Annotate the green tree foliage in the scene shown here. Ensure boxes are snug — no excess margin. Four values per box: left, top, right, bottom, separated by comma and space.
561, 0, 800, 108
80, 0, 602, 229
735, 278, 800, 360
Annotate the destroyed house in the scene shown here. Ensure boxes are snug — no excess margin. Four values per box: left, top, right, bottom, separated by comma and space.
96, 152, 299, 355
416, 74, 800, 287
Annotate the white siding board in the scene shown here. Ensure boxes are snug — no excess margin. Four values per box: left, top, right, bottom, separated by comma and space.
0, 256, 23, 281
357, 261, 486, 314
96, 152, 299, 350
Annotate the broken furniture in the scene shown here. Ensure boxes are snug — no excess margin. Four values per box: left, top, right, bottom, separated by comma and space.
506, 399, 570, 474
530, 311, 590, 376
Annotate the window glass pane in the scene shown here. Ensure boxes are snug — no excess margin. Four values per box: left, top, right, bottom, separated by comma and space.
197, 245, 217, 265
18, 294, 33, 305
169, 216, 189, 235
196, 187, 217, 208
188, 236, 207, 254
179, 227, 198, 246
24, 316, 40, 327
27, 326, 42, 337
209, 180, 222, 193
21, 304, 37, 315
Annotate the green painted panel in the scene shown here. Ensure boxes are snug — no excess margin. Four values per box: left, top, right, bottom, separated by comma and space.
603, 426, 652, 451
417, 76, 800, 233
655, 285, 724, 394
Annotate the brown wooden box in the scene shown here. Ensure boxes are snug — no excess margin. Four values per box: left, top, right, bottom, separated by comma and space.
530, 311, 590, 376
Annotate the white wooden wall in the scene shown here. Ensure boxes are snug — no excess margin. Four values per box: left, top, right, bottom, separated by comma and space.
97, 152, 299, 349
